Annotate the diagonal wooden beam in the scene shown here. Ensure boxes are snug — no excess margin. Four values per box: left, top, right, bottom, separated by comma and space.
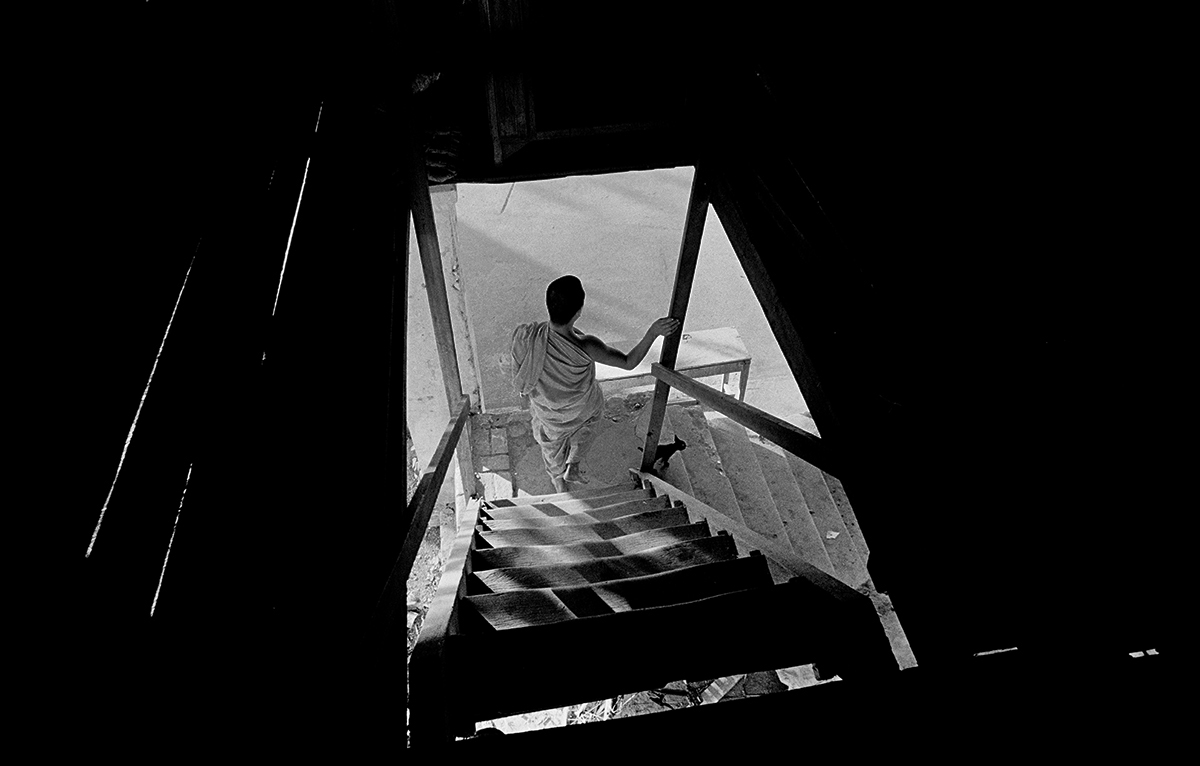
709, 172, 845, 465
410, 139, 464, 412
640, 165, 709, 470
409, 132, 478, 499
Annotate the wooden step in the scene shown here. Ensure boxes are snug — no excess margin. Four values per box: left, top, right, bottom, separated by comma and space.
471, 521, 713, 570
745, 437, 835, 576
485, 483, 645, 508
476, 506, 693, 547
823, 472, 869, 563
668, 404, 745, 525
704, 413, 790, 547
481, 494, 671, 524
462, 555, 773, 629
467, 535, 741, 594
479, 498, 679, 529
786, 453, 869, 588
449, 577, 867, 725
482, 488, 655, 517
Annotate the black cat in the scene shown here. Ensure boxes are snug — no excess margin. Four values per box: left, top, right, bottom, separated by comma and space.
638, 435, 686, 470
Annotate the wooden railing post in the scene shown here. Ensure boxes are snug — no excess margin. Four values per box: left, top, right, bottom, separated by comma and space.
641, 166, 709, 470
409, 135, 477, 500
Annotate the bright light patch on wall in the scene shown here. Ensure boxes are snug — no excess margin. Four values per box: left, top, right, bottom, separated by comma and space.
269, 102, 324, 323
87, 247, 199, 558
150, 463, 193, 616
973, 647, 1018, 657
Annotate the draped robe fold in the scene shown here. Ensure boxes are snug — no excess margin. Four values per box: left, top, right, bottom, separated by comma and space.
512, 322, 605, 481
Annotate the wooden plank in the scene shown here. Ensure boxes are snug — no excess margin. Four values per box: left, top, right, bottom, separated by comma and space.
410, 106, 465, 409
480, 495, 673, 528
408, 495, 482, 748
651, 363, 839, 476
468, 535, 740, 593
482, 494, 669, 524
471, 521, 712, 570
705, 414, 790, 547
451, 579, 845, 724
410, 127, 477, 498
787, 453, 868, 589
641, 165, 709, 471
392, 396, 469, 591
636, 471, 860, 601
745, 439, 835, 576
476, 506, 692, 547
483, 489, 656, 517
462, 555, 772, 629
485, 482, 647, 507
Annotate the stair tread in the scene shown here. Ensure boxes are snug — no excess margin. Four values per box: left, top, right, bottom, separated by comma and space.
823, 472, 869, 562
486, 484, 644, 507
786, 452, 869, 588
480, 498, 677, 529
483, 488, 654, 516
476, 506, 692, 547
471, 521, 713, 570
704, 414, 790, 547
481, 494, 670, 523
668, 405, 745, 525
468, 535, 741, 593
453, 578, 841, 723
746, 437, 836, 576
463, 555, 773, 629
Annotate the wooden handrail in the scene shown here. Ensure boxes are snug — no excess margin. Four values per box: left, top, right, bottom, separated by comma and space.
649, 363, 838, 476
372, 395, 470, 629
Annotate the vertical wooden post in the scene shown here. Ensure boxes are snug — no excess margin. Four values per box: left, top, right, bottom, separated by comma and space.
641, 166, 709, 470
409, 136, 477, 499
391, 163, 412, 533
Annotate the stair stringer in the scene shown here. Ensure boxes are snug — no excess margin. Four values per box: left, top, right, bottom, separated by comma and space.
410, 495, 482, 747
637, 470, 899, 673
786, 453, 870, 589
636, 471, 860, 599
702, 411, 791, 549
665, 405, 746, 526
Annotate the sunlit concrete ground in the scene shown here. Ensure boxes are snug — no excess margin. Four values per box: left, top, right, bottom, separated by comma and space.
407, 165, 816, 470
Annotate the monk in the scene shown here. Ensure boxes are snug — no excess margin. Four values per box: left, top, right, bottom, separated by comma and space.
512, 275, 680, 493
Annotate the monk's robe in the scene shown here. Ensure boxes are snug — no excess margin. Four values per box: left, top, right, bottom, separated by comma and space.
512, 322, 605, 481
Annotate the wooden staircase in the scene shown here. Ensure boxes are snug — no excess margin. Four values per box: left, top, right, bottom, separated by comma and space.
409, 447, 901, 745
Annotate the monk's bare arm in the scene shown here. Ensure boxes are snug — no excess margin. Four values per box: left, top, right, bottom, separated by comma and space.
580, 318, 681, 370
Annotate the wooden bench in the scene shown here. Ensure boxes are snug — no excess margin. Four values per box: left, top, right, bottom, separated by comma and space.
595, 327, 752, 401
